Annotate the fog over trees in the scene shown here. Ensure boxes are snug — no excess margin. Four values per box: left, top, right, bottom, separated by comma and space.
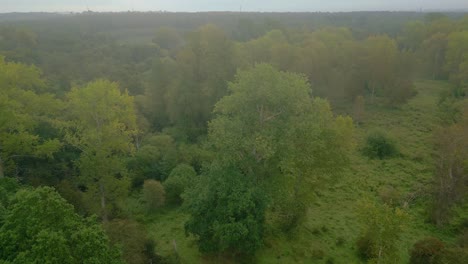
0, 5, 467, 264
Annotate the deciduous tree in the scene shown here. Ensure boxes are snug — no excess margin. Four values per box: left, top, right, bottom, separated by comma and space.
64, 79, 137, 221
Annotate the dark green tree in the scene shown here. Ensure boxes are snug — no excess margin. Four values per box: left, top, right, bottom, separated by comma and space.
184, 163, 266, 255
0, 186, 123, 263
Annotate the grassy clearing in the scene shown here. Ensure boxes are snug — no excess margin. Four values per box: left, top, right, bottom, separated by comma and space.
146, 80, 453, 263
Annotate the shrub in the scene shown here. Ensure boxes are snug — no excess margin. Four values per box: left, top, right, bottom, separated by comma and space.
104, 219, 150, 264
163, 164, 196, 204
356, 234, 373, 260
438, 247, 468, 263
141, 180, 165, 212
311, 248, 325, 259
378, 185, 402, 206
363, 130, 398, 159
459, 229, 468, 248
410, 237, 445, 264
336, 237, 346, 247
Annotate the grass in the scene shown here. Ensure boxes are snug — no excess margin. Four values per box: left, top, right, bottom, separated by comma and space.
145, 80, 455, 263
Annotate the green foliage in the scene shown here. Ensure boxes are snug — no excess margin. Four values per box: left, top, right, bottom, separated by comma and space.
184, 163, 266, 255
128, 134, 178, 185
356, 234, 374, 260
163, 164, 196, 204
104, 219, 157, 264
63, 79, 137, 221
378, 185, 402, 206
3, 11, 468, 264
431, 105, 468, 226
163, 24, 236, 140
141, 180, 165, 212
207, 64, 355, 233
356, 199, 408, 263
152, 27, 181, 51
410, 237, 445, 264
363, 130, 398, 159
0, 56, 62, 178
438, 247, 468, 263
0, 186, 123, 263
445, 31, 468, 87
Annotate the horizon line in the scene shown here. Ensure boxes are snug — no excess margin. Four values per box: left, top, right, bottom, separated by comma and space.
1, 9, 468, 15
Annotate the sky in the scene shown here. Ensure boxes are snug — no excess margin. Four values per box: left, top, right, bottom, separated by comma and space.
1, 0, 467, 13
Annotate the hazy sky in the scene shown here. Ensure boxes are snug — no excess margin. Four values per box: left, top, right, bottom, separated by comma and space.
1, 0, 467, 13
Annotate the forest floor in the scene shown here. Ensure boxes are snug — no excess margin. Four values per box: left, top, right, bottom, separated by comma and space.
145, 80, 455, 264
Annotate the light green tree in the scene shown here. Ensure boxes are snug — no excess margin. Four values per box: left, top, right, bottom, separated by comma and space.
64, 79, 137, 221
0, 57, 61, 178
357, 199, 408, 264
445, 31, 468, 88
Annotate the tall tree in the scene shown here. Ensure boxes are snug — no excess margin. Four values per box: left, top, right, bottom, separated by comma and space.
165, 25, 236, 140
205, 64, 354, 229
0, 57, 61, 179
445, 31, 468, 88
431, 104, 468, 225
63, 79, 137, 221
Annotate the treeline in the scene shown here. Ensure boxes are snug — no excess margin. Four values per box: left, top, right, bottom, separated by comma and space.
0, 12, 467, 263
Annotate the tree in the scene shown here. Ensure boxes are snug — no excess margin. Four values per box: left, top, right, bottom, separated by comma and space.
362, 35, 398, 102
152, 27, 181, 51
431, 106, 468, 225
0, 186, 123, 263
0, 56, 61, 179
142, 56, 177, 130
163, 164, 197, 204
445, 31, 468, 88
206, 64, 354, 229
128, 134, 178, 186
63, 79, 137, 222
357, 199, 407, 263
141, 179, 165, 212
420, 33, 449, 80
353, 95, 366, 124
165, 24, 236, 140
104, 219, 157, 264
184, 163, 266, 255
410, 237, 445, 264
399, 21, 427, 51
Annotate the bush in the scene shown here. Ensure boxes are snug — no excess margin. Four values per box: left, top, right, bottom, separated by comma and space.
410, 237, 445, 264
128, 134, 178, 187
459, 229, 468, 248
141, 180, 165, 212
104, 219, 151, 264
356, 234, 373, 260
438, 247, 468, 263
163, 164, 196, 204
378, 185, 402, 206
363, 130, 398, 159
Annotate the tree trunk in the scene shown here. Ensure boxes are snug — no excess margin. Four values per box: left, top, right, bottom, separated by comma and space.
99, 182, 108, 222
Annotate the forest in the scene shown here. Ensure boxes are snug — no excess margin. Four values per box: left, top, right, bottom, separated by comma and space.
0, 11, 467, 263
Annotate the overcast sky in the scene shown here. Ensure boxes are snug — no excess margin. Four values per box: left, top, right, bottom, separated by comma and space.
1, 0, 467, 13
